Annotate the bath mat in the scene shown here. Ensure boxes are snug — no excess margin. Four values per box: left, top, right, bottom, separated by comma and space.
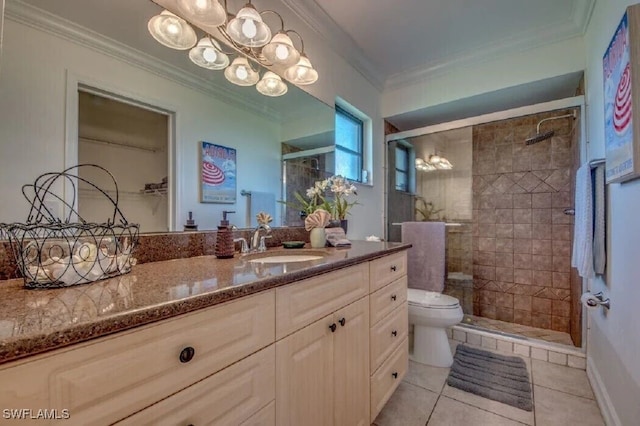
447, 344, 533, 411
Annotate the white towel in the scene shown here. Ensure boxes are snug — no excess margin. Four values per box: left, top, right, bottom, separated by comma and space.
572, 163, 594, 278
401, 222, 446, 291
247, 192, 276, 227
593, 165, 606, 274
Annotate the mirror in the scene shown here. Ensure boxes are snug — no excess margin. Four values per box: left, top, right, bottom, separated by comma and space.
0, 0, 335, 232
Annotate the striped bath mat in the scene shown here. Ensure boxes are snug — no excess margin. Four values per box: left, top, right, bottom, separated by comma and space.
447, 344, 533, 411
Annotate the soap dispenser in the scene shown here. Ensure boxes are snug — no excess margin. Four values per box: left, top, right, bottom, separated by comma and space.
215, 210, 236, 259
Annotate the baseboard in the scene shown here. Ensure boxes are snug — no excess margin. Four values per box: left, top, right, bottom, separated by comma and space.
587, 357, 622, 426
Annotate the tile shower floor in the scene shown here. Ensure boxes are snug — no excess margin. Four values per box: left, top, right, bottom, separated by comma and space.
373, 342, 604, 426
462, 315, 575, 346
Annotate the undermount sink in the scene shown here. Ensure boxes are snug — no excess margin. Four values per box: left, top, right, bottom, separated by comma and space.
248, 254, 324, 264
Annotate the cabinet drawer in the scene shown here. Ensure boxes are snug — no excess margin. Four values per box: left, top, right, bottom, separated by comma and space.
117, 345, 275, 425
370, 303, 408, 373
370, 276, 407, 326
0, 290, 275, 426
276, 263, 369, 339
241, 401, 275, 425
370, 337, 408, 422
369, 252, 407, 292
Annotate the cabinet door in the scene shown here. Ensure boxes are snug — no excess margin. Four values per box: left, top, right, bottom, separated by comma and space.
276, 263, 369, 339
333, 297, 370, 426
276, 314, 334, 426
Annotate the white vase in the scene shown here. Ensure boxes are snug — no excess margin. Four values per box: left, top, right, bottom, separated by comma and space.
309, 228, 326, 248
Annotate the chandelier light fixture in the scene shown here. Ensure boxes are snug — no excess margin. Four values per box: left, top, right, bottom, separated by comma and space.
415, 154, 453, 172
148, 0, 319, 97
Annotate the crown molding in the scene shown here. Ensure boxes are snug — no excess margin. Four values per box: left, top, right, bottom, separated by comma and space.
279, 0, 385, 91
5, 0, 282, 122
571, 0, 596, 35
385, 7, 590, 91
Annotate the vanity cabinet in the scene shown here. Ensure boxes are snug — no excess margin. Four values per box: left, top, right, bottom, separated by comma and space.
0, 249, 409, 425
275, 263, 370, 425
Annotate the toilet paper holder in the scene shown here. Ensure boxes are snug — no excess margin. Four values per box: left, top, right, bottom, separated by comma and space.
585, 291, 611, 310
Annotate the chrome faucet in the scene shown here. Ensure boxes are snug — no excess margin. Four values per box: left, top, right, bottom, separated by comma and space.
251, 224, 271, 252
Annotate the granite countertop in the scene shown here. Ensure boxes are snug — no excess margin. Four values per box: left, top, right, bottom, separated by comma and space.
0, 241, 410, 365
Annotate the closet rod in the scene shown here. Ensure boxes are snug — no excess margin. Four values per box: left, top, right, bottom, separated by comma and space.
79, 136, 159, 153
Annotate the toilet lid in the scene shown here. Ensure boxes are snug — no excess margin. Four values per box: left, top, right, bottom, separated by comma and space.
407, 289, 460, 309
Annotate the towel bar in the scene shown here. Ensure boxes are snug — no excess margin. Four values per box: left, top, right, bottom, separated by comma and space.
391, 222, 463, 227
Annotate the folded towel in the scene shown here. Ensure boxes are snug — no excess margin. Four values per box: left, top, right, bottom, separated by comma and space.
572, 163, 594, 278
401, 221, 446, 292
304, 209, 331, 231
325, 228, 351, 247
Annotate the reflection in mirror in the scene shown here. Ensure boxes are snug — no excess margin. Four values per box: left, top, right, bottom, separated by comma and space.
280, 111, 335, 227
0, 0, 335, 233
78, 90, 170, 233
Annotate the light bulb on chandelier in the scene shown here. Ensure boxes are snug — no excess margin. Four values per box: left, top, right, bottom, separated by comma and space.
148, 0, 318, 94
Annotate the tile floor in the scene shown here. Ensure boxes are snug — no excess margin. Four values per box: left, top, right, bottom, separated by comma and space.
462, 315, 575, 346
373, 342, 604, 426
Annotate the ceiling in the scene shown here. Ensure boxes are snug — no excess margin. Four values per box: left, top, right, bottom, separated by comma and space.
287, 0, 593, 130
13, 0, 595, 132
310, 0, 594, 87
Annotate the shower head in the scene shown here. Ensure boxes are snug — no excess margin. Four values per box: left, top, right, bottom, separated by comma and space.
525, 110, 577, 145
525, 130, 555, 145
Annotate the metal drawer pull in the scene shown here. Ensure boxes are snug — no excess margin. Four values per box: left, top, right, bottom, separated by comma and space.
392, 330, 398, 337
391, 294, 397, 301
392, 372, 398, 379
329, 323, 337, 332
339, 317, 346, 327
390, 265, 397, 272
179, 346, 195, 363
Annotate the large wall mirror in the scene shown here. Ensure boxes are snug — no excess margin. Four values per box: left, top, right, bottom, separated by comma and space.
0, 0, 335, 233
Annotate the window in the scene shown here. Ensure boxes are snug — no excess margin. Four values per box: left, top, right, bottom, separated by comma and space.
395, 145, 409, 192
335, 105, 363, 182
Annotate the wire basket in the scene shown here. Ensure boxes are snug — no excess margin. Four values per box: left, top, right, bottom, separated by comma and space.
0, 165, 139, 289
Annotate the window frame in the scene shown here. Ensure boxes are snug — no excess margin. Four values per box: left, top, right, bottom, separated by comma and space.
335, 104, 364, 182
394, 144, 410, 192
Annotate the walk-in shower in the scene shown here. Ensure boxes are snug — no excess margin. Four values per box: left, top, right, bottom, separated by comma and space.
386, 105, 582, 348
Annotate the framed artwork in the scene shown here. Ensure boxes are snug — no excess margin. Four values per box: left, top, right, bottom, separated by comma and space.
200, 142, 236, 203
603, 5, 640, 183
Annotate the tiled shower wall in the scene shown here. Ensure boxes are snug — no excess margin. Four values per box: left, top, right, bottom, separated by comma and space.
472, 109, 577, 333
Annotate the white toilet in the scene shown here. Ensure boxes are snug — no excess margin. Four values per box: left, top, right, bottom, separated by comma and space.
408, 288, 463, 367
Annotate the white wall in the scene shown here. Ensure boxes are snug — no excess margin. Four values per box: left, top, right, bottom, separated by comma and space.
381, 36, 586, 119
583, 1, 640, 424
0, 18, 282, 232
